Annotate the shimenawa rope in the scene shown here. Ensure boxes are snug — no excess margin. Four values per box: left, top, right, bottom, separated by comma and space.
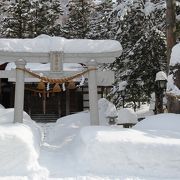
16, 67, 97, 84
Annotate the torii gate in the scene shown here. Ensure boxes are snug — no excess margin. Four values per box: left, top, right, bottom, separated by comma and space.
0, 36, 122, 125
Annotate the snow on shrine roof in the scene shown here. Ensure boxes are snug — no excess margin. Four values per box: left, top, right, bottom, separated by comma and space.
0, 35, 122, 54
170, 43, 180, 66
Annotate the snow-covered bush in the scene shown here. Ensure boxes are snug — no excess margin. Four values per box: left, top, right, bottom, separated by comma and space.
133, 113, 180, 131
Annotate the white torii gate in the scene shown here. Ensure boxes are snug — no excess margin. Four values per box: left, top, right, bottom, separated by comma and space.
0, 36, 122, 125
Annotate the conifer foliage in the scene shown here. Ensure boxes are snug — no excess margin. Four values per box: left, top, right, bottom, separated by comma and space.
0, 0, 63, 38
0, 0, 174, 108
88, 0, 114, 39
62, 0, 93, 39
108, 0, 167, 107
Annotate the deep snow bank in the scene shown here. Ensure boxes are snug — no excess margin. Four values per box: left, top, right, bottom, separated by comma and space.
73, 126, 180, 178
0, 124, 47, 177
133, 113, 180, 131
0, 104, 5, 109
0, 108, 47, 178
117, 108, 138, 124
46, 111, 90, 144
46, 98, 118, 144
0, 108, 44, 147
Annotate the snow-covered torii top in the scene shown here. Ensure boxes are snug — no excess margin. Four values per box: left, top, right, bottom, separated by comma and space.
0, 35, 122, 126
0, 35, 122, 64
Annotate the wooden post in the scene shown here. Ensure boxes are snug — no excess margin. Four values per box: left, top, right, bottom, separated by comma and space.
43, 89, 46, 114
166, 0, 176, 69
88, 59, 99, 125
14, 59, 26, 123
58, 93, 61, 117
66, 89, 70, 115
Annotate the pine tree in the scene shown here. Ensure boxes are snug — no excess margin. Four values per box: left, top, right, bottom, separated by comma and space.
27, 0, 64, 37
0, 0, 64, 38
0, 0, 31, 38
88, 0, 115, 39
108, 0, 167, 108
62, 0, 93, 39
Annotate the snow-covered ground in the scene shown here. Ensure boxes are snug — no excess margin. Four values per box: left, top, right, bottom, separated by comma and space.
0, 101, 180, 180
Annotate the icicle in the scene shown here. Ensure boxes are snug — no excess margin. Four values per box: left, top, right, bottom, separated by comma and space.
62, 83, 66, 91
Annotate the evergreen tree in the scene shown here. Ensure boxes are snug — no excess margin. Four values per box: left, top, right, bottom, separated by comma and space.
0, 0, 63, 38
0, 0, 31, 38
62, 0, 93, 39
27, 0, 63, 37
176, 1, 180, 41
108, 0, 167, 108
88, 0, 115, 39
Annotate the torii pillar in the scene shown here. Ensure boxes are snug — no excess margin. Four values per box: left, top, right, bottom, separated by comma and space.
14, 59, 26, 123
88, 59, 99, 125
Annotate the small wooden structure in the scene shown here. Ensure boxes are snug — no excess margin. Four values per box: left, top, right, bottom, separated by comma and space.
0, 36, 122, 125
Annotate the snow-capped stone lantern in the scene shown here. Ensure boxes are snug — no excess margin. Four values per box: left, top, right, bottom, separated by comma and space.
155, 71, 167, 90
155, 71, 167, 114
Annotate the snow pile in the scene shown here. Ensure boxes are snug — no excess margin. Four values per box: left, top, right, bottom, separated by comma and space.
46, 111, 90, 145
0, 35, 122, 54
46, 98, 117, 144
0, 108, 30, 124
134, 113, 180, 131
73, 126, 180, 178
170, 43, 180, 66
167, 43, 180, 96
117, 108, 138, 124
0, 104, 5, 109
0, 108, 47, 178
167, 73, 180, 96
0, 108, 43, 147
0, 124, 48, 178
136, 103, 154, 118
98, 98, 118, 125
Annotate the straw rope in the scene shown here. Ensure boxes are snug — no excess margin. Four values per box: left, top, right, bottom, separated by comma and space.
16, 67, 97, 84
